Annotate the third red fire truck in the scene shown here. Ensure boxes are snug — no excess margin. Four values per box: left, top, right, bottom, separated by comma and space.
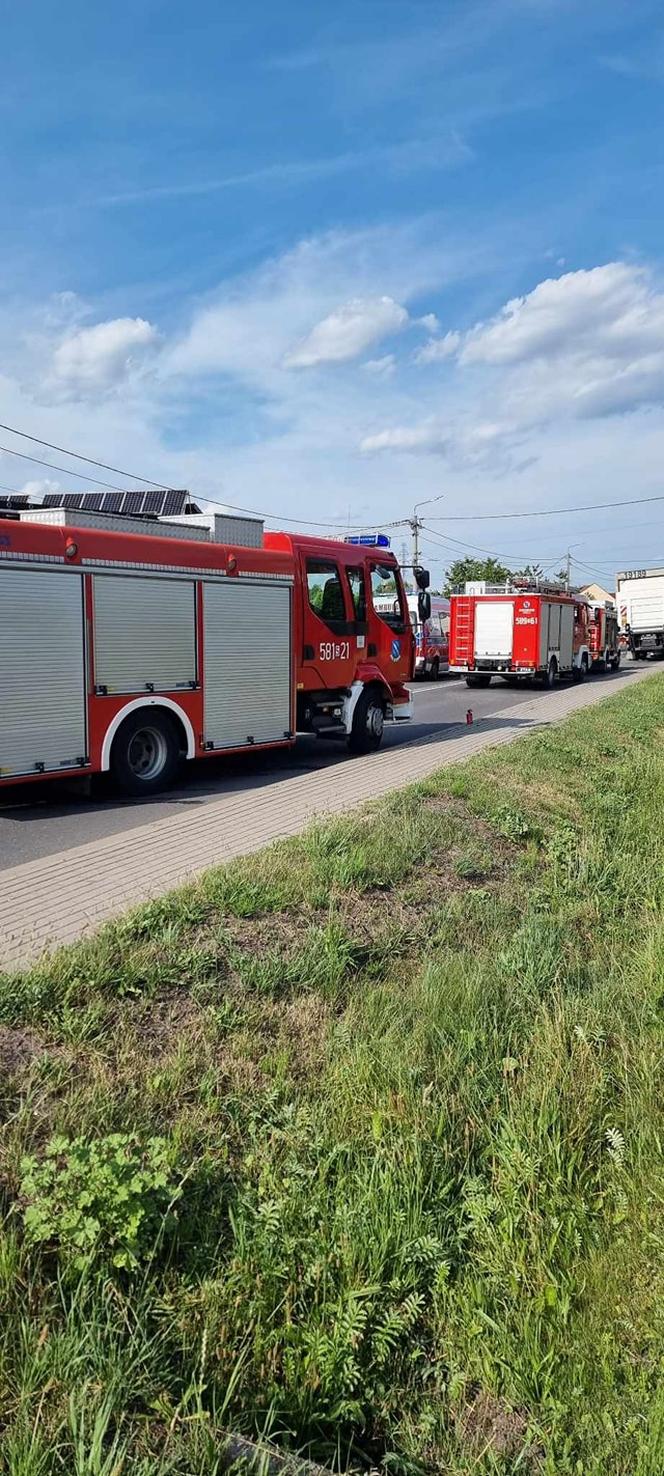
0, 503, 417, 795
586, 600, 621, 672
449, 580, 592, 687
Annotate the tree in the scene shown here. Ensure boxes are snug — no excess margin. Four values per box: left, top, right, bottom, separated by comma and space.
515, 562, 544, 581
442, 556, 513, 597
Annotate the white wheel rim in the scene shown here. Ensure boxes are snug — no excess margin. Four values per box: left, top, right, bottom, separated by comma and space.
367, 704, 384, 739
127, 726, 168, 780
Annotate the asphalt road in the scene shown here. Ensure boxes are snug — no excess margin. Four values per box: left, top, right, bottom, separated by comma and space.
0, 666, 637, 871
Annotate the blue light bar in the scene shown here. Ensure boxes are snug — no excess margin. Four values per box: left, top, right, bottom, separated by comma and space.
344, 533, 391, 548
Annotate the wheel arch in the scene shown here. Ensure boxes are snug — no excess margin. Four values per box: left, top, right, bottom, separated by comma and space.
100, 697, 196, 771
341, 676, 389, 735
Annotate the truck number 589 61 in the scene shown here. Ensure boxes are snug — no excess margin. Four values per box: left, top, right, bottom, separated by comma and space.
319, 640, 350, 661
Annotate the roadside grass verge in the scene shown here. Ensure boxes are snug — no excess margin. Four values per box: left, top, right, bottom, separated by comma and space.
0, 674, 663, 1474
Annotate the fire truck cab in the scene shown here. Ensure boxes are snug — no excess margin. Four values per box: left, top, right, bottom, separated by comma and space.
264, 531, 414, 751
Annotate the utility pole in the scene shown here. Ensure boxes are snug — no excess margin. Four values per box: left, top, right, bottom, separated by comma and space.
409, 513, 421, 568
565, 549, 571, 591
409, 492, 445, 569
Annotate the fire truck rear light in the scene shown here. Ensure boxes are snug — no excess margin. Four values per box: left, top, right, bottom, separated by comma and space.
65, 540, 78, 559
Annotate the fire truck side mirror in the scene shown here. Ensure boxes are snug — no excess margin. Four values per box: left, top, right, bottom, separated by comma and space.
417, 590, 432, 621
413, 566, 430, 590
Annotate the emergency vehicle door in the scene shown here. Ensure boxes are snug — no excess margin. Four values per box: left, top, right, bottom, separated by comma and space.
368, 562, 412, 685
301, 556, 359, 688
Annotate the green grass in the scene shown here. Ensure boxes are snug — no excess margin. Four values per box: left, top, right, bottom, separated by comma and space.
1, 674, 663, 1474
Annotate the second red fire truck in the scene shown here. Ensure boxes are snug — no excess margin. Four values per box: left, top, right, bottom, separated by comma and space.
0, 505, 418, 795
449, 581, 594, 687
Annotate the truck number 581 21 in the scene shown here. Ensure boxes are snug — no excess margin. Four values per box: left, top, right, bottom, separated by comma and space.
319, 640, 350, 661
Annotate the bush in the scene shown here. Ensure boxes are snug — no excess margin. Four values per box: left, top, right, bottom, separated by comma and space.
19, 1132, 179, 1272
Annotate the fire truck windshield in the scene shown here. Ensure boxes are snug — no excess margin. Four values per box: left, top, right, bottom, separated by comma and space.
370, 564, 406, 629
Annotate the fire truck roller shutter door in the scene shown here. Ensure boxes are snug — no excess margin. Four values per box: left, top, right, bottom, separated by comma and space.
93, 574, 196, 693
474, 601, 513, 660
0, 567, 86, 778
203, 580, 291, 749
560, 604, 574, 667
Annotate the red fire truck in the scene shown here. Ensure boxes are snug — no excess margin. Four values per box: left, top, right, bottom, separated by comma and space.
586, 600, 621, 672
449, 581, 591, 687
0, 508, 415, 794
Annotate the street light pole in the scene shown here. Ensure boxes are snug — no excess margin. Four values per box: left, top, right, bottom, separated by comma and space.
410, 492, 445, 568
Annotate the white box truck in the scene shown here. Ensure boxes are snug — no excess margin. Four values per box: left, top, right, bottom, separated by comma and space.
615, 567, 664, 659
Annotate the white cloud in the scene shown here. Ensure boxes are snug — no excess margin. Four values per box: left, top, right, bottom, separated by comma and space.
455, 262, 664, 420
19, 478, 62, 498
165, 223, 465, 386
460, 263, 646, 366
361, 421, 445, 453
416, 330, 461, 363
284, 295, 409, 368
360, 418, 515, 470
362, 354, 397, 377
51, 317, 158, 397
99, 134, 472, 208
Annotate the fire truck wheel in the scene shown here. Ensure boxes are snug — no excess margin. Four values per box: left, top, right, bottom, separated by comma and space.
611, 652, 621, 670
466, 673, 491, 688
430, 657, 440, 681
572, 655, 589, 684
543, 657, 558, 688
348, 687, 385, 754
110, 710, 183, 795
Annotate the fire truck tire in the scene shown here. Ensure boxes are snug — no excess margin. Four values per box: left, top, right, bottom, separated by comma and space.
110, 710, 183, 795
543, 657, 558, 688
611, 652, 621, 670
430, 657, 440, 681
572, 656, 589, 684
347, 687, 386, 754
466, 673, 491, 688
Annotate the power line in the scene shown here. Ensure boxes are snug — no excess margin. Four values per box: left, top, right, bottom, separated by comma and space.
200, 491, 408, 533
420, 522, 554, 566
0, 444, 131, 493
0, 420, 402, 532
0, 421, 171, 489
425, 491, 664, 522
0, 440, 361, 525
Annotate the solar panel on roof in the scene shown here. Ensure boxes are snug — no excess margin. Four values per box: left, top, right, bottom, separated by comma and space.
162, 489, 188, 516
141, 489, 166, 514
122, 490, 145, 515
79, 492, 104, 510
63, 493, 84, 509
101, 492, 123, 513
41, 493, 64, 507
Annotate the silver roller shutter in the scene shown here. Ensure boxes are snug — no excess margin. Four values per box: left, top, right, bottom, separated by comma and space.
474, 600, 513, 659
204, 581, 291, 748
0, 567, 86, 778
93, 575, 196, 692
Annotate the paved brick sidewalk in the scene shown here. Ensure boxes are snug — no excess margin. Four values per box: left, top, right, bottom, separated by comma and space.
0, 665, 655, 970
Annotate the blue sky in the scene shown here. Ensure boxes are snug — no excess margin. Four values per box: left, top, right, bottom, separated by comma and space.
2, 0, 664, 584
